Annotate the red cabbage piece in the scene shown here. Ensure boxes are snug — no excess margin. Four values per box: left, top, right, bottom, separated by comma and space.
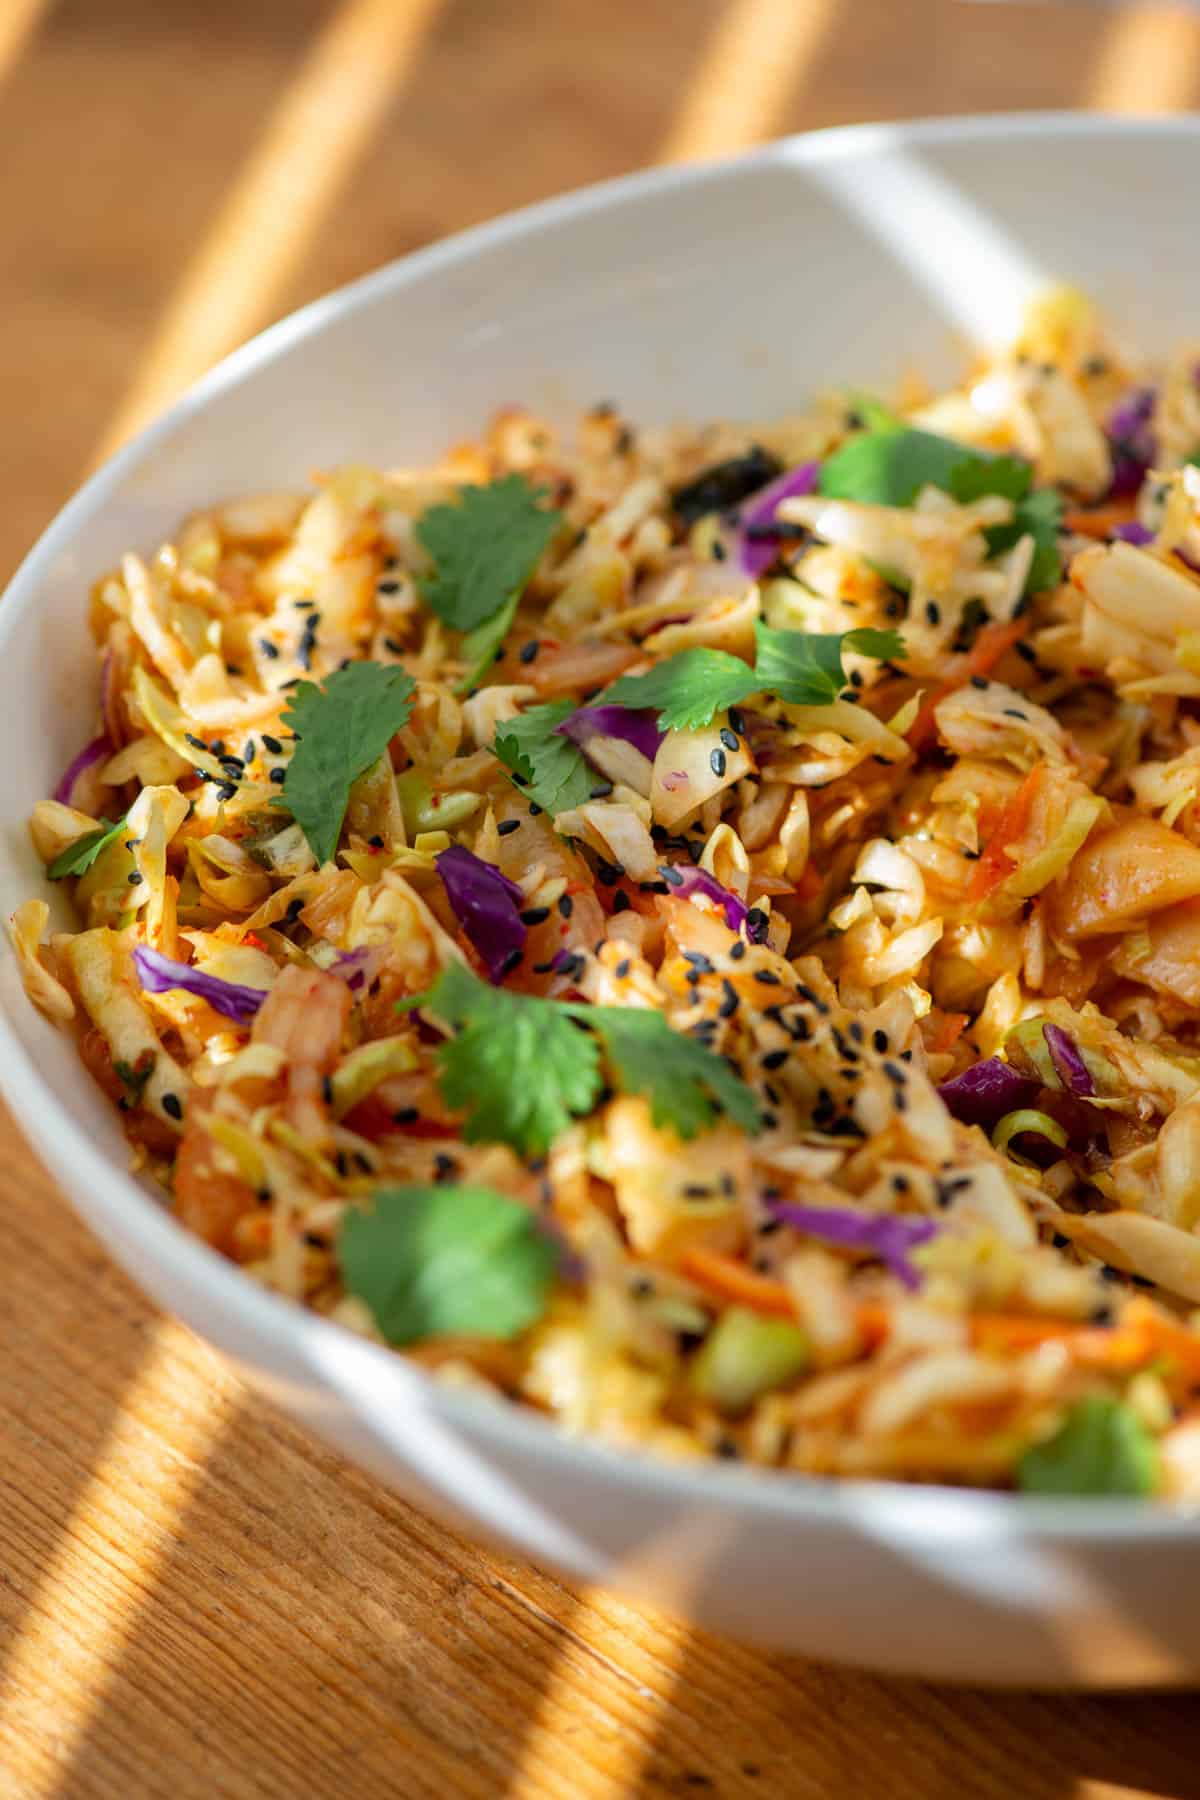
1106, 387, 1156, 498
938, 1057, 1038, 1126
435, 844, 526, 983
133, 944, 267, 1024
329, 946, 376, 993
768, 1199, 937, 1291
1111, 521, 1154, 547
664, 863, 767, 942
1043, 1022, 1095, 1098
556, 704, 664, 763
735, 462, 821, 578
53, 734, 112, 807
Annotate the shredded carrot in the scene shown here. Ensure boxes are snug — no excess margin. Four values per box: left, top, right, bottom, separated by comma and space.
922, 1010, 970, 1055
906, 618, 1029, 751
967, 761, 1046, 902
679, 1248, 795, 1317
1062, 500, 1137, 540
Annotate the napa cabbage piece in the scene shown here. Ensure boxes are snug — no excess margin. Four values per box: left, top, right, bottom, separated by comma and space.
64, 928, 193, 1129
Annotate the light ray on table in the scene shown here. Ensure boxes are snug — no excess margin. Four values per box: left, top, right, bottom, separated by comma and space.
1086, 3, 1200, 111
658, 0, 838, 164
0, 1323, 228, 1799
92, 0, 445, 463
0, 0, 50, 91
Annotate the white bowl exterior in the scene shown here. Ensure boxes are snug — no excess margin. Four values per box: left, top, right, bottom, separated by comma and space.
6, 115, 1200, 1685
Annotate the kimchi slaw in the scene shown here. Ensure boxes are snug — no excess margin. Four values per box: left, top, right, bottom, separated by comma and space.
16, 284, 1200, 1497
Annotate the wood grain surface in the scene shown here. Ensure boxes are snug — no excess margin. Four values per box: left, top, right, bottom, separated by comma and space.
5, 3, 1200, 1794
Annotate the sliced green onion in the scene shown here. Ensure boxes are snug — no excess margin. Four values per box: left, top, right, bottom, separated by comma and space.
993, 1107, 1069, 1163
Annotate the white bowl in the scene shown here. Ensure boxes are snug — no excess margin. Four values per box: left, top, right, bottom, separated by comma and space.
5, 113, 1200, 1689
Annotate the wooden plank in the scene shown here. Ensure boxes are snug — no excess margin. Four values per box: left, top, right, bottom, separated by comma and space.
5, 2, 1200, 1794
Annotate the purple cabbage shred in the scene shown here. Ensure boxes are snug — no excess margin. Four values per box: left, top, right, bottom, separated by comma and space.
768, 1199, 937, 1291
735, 462, 821, 578
132, 944, 267, 1024
435, 844, 527, 983
937, 1057, 1038, 1126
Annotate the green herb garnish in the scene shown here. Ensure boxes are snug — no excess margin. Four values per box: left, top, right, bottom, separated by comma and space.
819, 423, 1061, 595
339, 1183, 557, 1345
419, 962, 761, 1156
601, 622, 905, 733
280, 662, 416, 866
1017, 1394, 1158, 1497
48, 815, 129, 880
416, 474, 563, 686
493, 699, 596, 816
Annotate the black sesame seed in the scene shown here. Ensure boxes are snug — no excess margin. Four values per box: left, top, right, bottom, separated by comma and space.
753, 969, 781, 986
259, 638, 280, 659
761, 1049, 788, 1071
377, 579, 401, 595
612, 890, 631, 914
368, 833, 385, 848
718, 980, 740, 1019
729, 940, 747, 962
557, 893, 574, 918
872, 1029, 889, 1053
615, 958, 632, 979
161, 1093, 183, 1121
269, 767, 286, 784
261, 734, 282, 755
519, 640, 540, 665
925, 601, 941, 626
127, 871, 143, 886
528, 802, 543, 816
392, 1107, 419, 1124
658, 865, 684, 888
520, 907, 550, 926
497, 818, 520, 837
719, 727, 739, 753
970, 675, 988, 690
710, 747, 727, 778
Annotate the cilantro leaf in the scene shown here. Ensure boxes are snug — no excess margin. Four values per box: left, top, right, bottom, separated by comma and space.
590, 1007, 763, 1138
430, 962, 602, 1156
984, 486, 1063, 595
416, 474, 562, 635
753, 621, 906, 707
598, 628, 904, 732
339, 1182, 557, 1345
819, 425, 1031, 509
1017, 1394, 1158, 1497
48, 814, 129, 880
457, 590, 519, 696
493, 700, 596, 816
603, 649, 761, 732
423, 963, 761, 1155
281, 662, 416, 866
818, 424, 1060, 597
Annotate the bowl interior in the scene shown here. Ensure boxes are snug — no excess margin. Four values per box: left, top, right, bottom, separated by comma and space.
3, 108, 1200, 1384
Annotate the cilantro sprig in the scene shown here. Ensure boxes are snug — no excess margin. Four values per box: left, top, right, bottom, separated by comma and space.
493, 700, 597, 816
819, 423, 1061, 595
601, 621, 905, 733
48, 814, 129, 881
339, 1182, 557, 1345
421, 962, 761, 1155
280, 662, 416, 866
416, 474, 563, 689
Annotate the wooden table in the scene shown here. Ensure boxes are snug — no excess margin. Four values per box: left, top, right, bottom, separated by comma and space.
6, 3, 1200, 1793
